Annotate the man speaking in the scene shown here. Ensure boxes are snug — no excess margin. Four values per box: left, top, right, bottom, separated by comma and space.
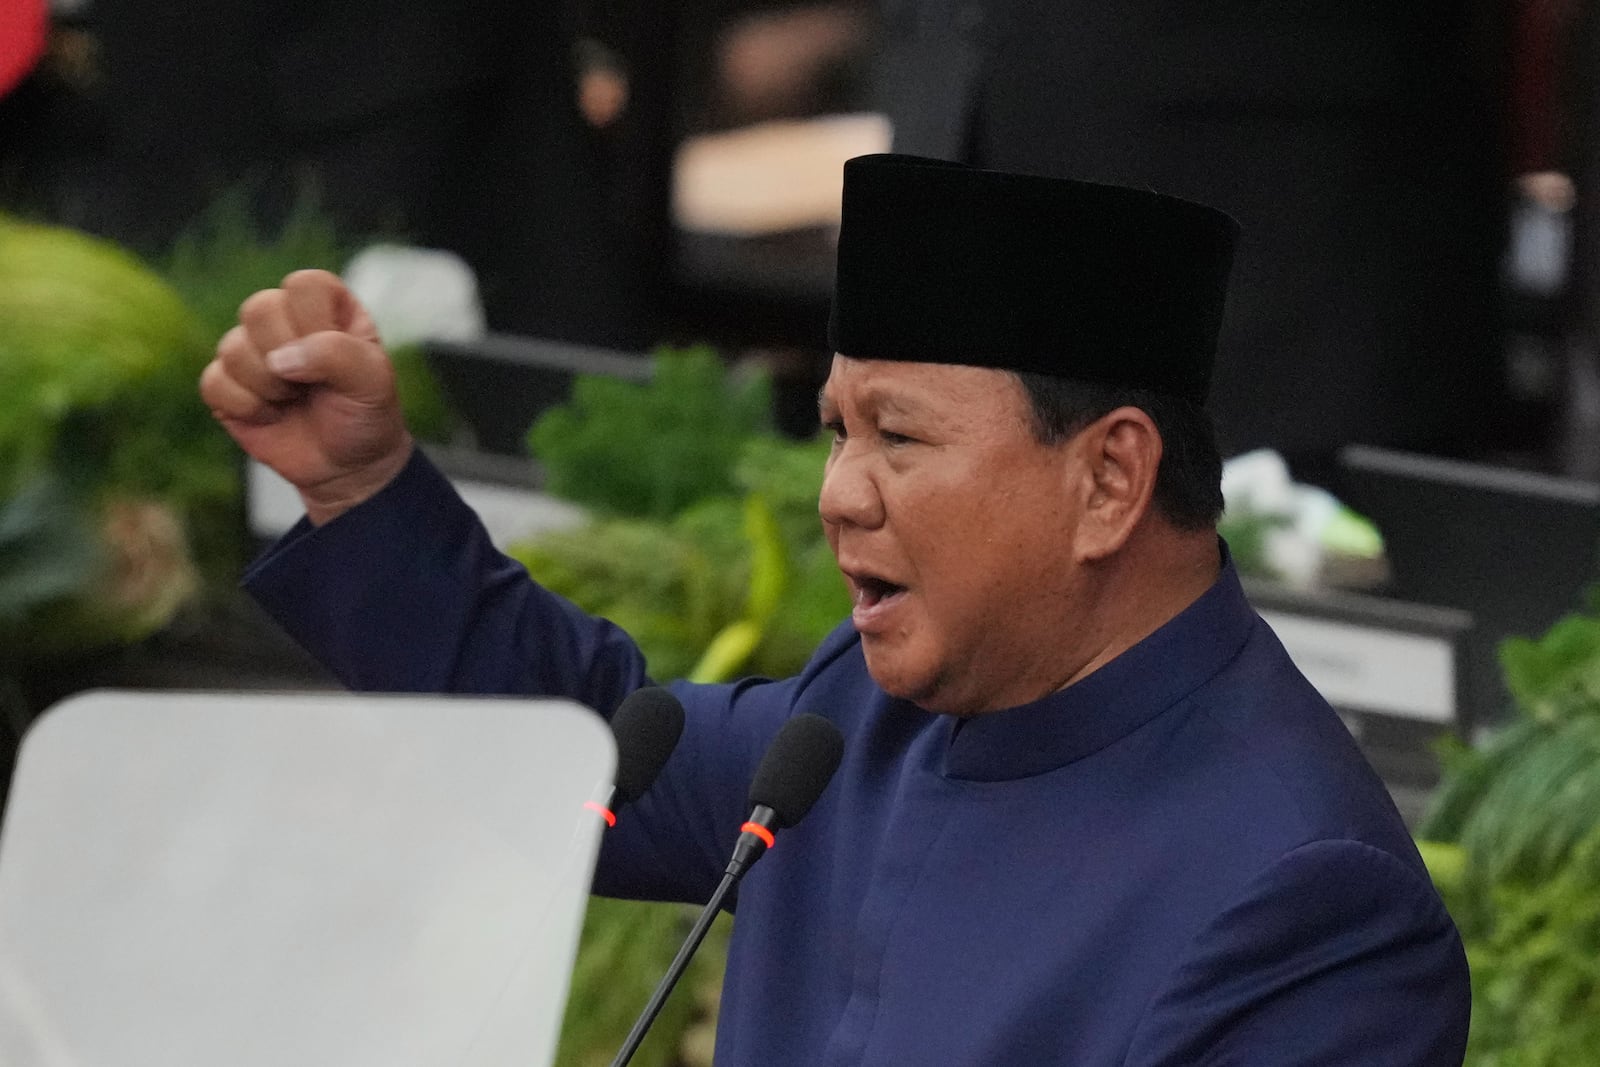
201, 154, 1469, 1064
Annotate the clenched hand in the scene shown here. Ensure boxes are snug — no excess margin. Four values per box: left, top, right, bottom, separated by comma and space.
200, 269, 413, 525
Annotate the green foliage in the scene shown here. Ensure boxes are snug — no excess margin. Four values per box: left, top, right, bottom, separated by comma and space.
554, 898, 729, 1067
1423, 612, 1600, 886
0, 214, 226, 651
512, 504, 750, 683
1217, 510, 1290, 580
528, 348, 772, 521
1419, 599, 1600, 1064
515, 352, 847, 684
390, 343, 457, 445
729, 435, 849, 678
1425, 716, 1600, 888
1426, 828, 1600, 1066
0, 214, 211, 493
163, 187, 346, 341
1499, 614, 1600, 724
512, 432, 849, 685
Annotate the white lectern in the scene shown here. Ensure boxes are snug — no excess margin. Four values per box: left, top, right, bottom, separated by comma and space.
0, 690, 615, 1067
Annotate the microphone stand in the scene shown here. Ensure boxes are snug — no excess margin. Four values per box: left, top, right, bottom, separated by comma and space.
608, 804, 778, 1067
607, 871, 737, 1067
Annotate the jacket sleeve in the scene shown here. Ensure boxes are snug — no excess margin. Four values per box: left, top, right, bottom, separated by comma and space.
246, 449, 652, 704
1123, 839, 1471, 1067
244, 448, 794, 903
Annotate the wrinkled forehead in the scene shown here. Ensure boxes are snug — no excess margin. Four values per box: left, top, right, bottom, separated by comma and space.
818, 354, 1031, 422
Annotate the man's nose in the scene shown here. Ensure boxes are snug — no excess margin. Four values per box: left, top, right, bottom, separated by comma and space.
818, 448, 885, 529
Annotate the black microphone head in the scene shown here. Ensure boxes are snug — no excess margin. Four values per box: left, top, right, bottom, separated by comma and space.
748, 713, 845, 829
610, 687, 686, 807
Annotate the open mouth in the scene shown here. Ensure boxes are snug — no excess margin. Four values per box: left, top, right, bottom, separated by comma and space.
855, 575, 906, 606
848, 572, 908, 631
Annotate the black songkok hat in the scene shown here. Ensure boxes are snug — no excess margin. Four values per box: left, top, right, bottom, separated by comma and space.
826, 154, 1239, 403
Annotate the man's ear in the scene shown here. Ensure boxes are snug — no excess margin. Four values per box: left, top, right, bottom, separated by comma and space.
1069, 406, 1162, 562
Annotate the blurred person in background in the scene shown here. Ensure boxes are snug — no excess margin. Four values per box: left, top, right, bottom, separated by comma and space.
1508, 0, 1600, 474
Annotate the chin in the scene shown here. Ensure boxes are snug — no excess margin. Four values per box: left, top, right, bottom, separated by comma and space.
862, 647, 953, 713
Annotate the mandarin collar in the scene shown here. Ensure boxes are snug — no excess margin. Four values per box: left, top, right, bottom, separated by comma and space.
940, 546, 1257, 782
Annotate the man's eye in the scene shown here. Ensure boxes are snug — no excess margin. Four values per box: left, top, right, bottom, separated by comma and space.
823, 420, 846, 444
881, 429, 915, 446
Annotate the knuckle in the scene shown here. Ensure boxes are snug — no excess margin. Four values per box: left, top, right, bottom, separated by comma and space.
225, 399, 271, 424
200, 362, 268, 421
216, 324, 247, 354
197, 360, 223, 398
216, 326, 252, 367
238, 288, 285, 328
224, 386, 273, 423
285, 268, 338, 293
211, 389, 251, 421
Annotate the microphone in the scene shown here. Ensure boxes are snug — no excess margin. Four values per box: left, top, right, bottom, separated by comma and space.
608, 713, 844, 1067
726, 712, 844, 878
587, 687, 687, 827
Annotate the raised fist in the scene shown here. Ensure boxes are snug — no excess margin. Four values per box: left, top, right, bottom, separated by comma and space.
200, 269, 413, 525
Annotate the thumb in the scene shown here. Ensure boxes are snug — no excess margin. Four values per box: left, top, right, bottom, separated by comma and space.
265, 329, 395, 403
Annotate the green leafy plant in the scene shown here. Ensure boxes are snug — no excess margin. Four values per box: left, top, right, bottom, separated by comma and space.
516, 349, 846, 684
1418, 600, 1600, 1064
0, 214, 212, 491
527, 347, 771, 521
554, 898, 730, 1067
512, 503, 750, 683
165, 188, 347, 343
721, 435, 848, 679
0, 214, 218, 640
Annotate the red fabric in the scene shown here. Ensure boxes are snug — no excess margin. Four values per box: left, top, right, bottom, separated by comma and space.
0, 0, 48, 99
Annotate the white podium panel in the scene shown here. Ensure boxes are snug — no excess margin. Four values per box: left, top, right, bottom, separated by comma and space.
0, 691, 614, 1067
1257, 609, 1457, 724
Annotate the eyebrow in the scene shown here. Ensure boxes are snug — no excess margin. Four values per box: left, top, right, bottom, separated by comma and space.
816, 385, 931, 418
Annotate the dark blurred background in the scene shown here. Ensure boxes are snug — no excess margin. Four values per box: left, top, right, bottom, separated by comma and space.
2, 0, 1596, 476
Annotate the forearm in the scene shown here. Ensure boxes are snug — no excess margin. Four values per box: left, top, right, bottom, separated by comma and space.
246, 449, 650, 708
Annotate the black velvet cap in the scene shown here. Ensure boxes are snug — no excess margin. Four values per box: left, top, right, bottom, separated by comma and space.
827, 155, 1238, 402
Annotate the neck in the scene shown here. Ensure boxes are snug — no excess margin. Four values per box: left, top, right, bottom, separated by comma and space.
1055, 522, 1222, 691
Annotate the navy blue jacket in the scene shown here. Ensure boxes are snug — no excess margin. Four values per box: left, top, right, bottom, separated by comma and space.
248, 452, 1470, 1065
